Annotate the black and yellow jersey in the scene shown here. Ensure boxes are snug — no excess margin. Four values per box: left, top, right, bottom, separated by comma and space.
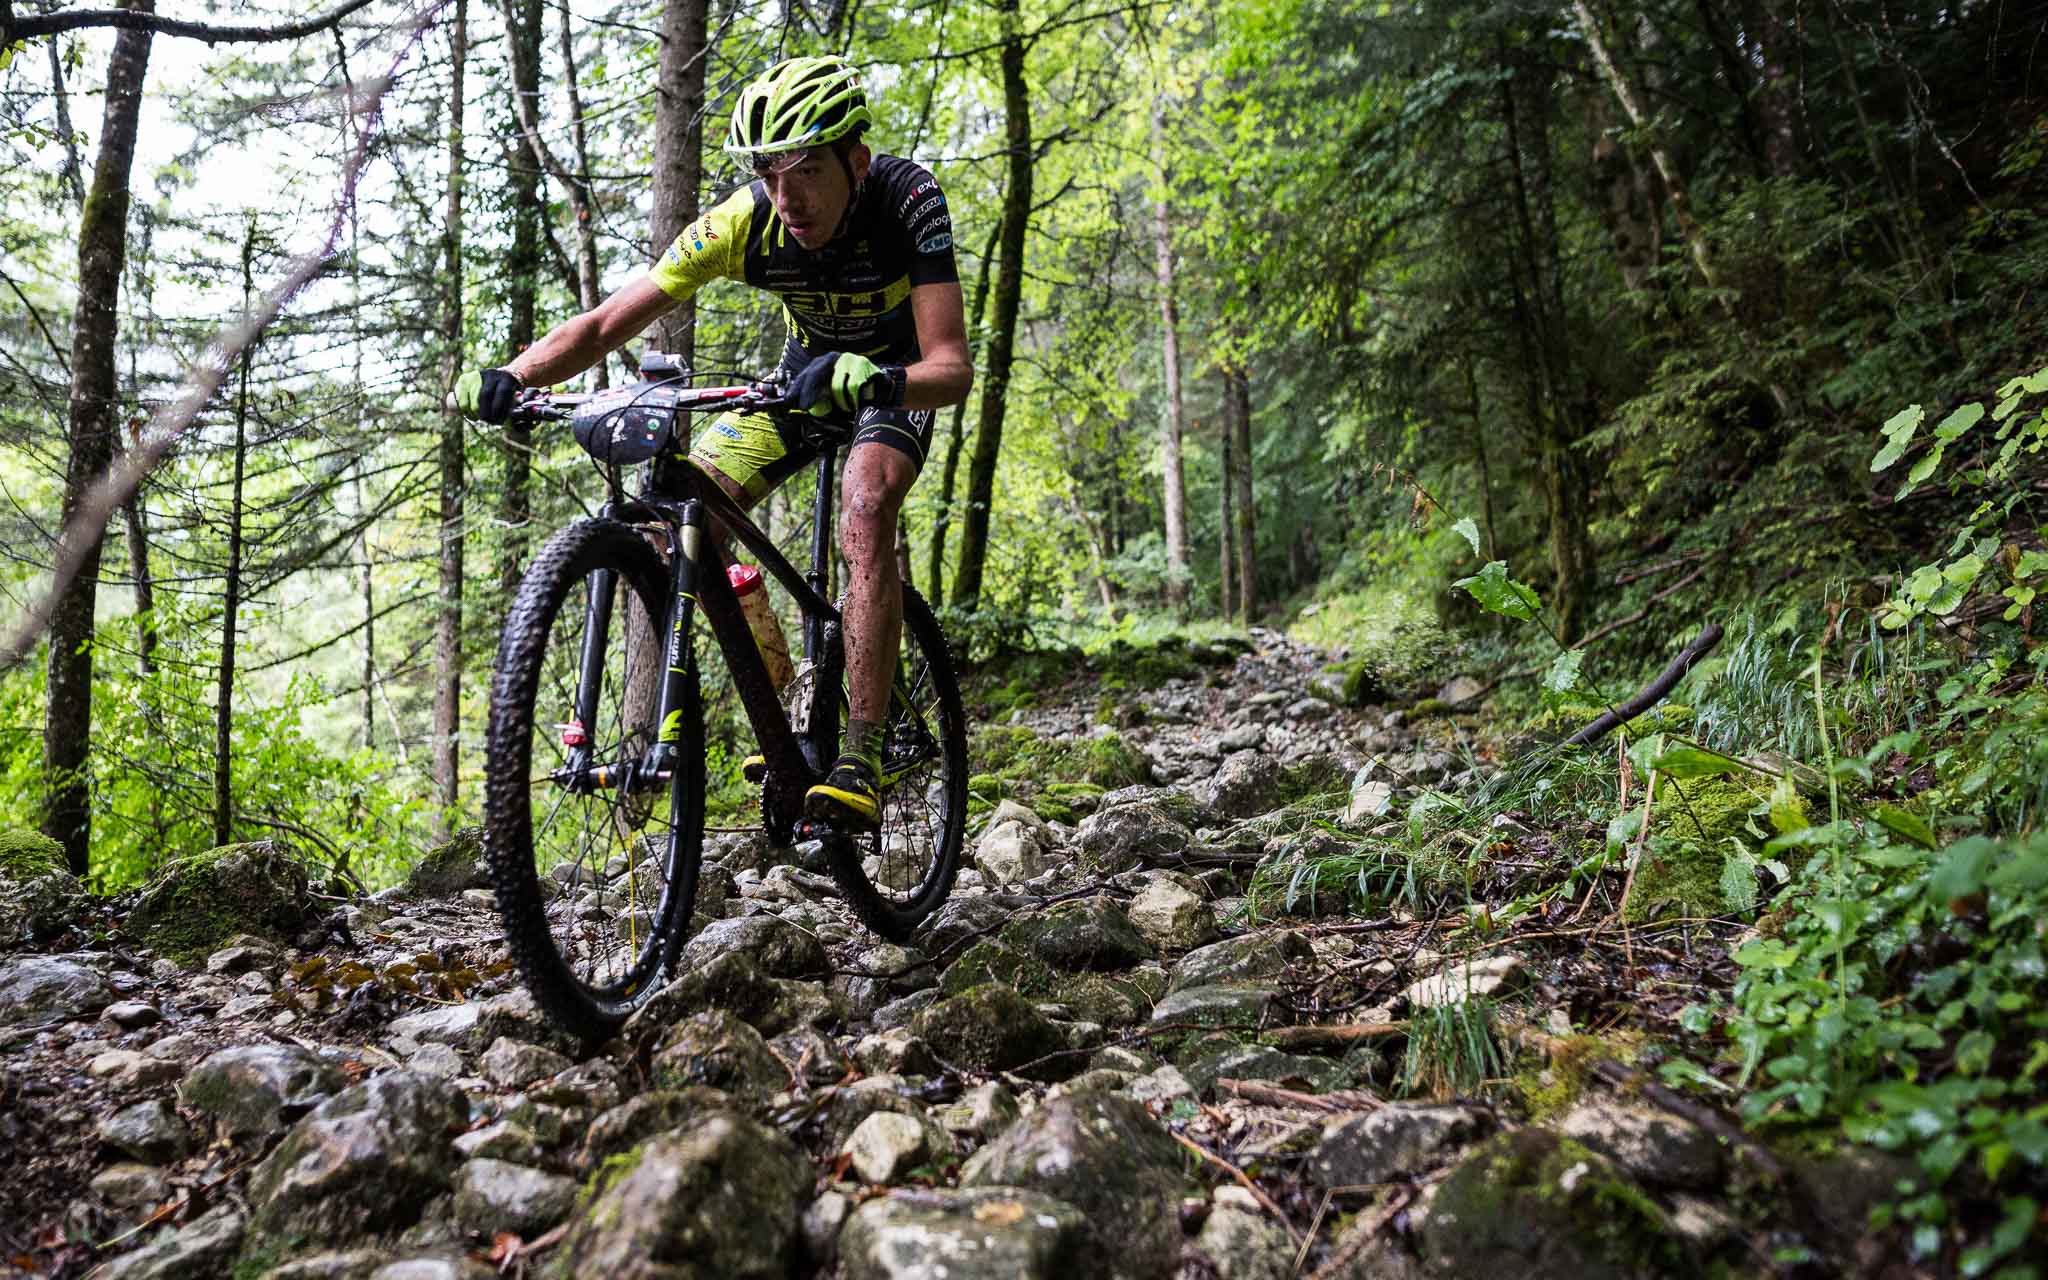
646, 154, 959, 364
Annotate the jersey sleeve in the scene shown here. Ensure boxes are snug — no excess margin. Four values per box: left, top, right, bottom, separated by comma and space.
647, 185, 754, 301
888, 163, 960, 288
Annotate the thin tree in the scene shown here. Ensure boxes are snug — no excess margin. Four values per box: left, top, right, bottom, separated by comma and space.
650, 0, 708, 361
42, 0, 155, 877
1151, 101, 1188, 611
432, 0, 469, 836
948, 0, 1032, 607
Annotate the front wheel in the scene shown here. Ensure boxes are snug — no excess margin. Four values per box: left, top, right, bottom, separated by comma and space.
483, 518, 700, 1041
825, 587, 967, 941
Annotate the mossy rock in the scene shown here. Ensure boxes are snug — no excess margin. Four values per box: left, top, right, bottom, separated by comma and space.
912, 982, 1066, 1076
404, 826, 484, 898
1034, 782, 1106, 825
1421, 1128, 1693, 1279
0, 829, 66, 877
126, 840, 316, 965
972, 725, 1150, 789
1627, 776, 1769, 922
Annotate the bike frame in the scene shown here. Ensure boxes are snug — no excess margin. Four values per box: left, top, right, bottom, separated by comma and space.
569, 430, 848, 841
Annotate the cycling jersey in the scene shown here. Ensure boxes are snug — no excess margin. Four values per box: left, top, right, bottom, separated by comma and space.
646, 154, 959, 364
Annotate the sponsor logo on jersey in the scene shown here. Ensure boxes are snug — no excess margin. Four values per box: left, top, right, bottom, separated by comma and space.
907, 194, 945, 222
917, 233, 953, 254
714, 422, 742, 438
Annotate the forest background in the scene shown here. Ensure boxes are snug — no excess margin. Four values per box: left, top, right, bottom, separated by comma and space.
3, 0, 2048, 1264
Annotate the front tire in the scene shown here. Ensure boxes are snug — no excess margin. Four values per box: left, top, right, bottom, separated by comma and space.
483, 518, 700, 1041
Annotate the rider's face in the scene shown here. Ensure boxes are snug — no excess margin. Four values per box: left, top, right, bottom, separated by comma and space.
758, 144, 870, 249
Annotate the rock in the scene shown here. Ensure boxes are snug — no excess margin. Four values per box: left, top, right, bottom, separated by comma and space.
839, 1187, 1098, 1279
843, 1110, 947, 1184
959, 1092, 1189, 1280
1126, 875, 1217, 952
558, 1112, 810, 1278
450, 1158, 577, 1237
408, 1043, 464, 1079
800, 1188, 852, 1266
1148, 983, 1282, 1032
1437, 675, 1485, 706
89, 1049, 183, 1090
404, 827, 485, 898
204, 940, 278, 975
478, 1036, 571, 1088
179, 1044, 346, 1141
0, 847, 85, 946
96, 1204, 245, 1280
1401, 955, 1526, 1008
248, 1071, 470, 1245
852, 1027, 942, 1077
1204, 751, 1285, 820
1420, 1129, 1687, 1280
680, 914, 828, 977
453, 1120, 544, 1164
1127, 1065, 1194, 1106
102, 1000, 163, 1029
1345, 778, 1395, 824
651, 1009, 789, 1102
126, 840, 316, 964
912, 984, 1064, 1076
0, 954, 113, 1028
388, 1003, 483, 1050
368, 1260, 493, 1280
92, 1162, 172, 1207
1557, 1101, 1723, 1190
1075, 801, 1193, 872
1170, 931, 1312, 992
1192, 1196, 1296, 1280
581, 1089, 727, 1167
936, 1081, 1020, 1139
918, 894, 1017, 957
1308, 1105, 1489, 1186
975, 828, 1051, 885
621, 950, 785, 1044
1012, 896, 1156, 971
1182, 1045, 1345, 1098
98, 1099, 192, 1164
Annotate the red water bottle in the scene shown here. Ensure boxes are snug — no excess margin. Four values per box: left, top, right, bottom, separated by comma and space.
727, 564, 794, 693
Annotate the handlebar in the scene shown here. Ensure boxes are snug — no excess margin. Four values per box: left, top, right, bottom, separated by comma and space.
442, 377, 794, 422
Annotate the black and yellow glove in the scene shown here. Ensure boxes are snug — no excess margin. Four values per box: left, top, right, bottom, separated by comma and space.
452, 368, 524, 423
790, 352, 906, 418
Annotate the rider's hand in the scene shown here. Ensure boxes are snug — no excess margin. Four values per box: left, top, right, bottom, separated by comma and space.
790, 352, 906, 417
453, 367, 524, 423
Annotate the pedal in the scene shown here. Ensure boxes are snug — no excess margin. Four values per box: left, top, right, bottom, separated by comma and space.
742, 754, 768, 783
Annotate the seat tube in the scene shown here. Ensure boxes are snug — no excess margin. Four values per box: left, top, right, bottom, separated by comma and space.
804, 446, 838, 663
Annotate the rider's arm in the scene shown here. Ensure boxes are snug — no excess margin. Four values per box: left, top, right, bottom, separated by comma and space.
506, 278, 675, 387
510, 188, 756, 388
902, 281, 972, 410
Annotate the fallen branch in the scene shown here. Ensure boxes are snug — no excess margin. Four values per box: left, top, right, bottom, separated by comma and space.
1305, 1184, 1418, 1280
1215, 1076, 1383, 1112
1564, 624, 1725, 748
1261, 1021, 1406, 1052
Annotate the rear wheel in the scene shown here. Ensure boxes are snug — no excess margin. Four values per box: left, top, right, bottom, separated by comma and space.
825, 587, 967, 941
483, 518, 700, 1041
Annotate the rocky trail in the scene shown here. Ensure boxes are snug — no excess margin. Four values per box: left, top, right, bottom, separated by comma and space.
0, 630, 1903, 1279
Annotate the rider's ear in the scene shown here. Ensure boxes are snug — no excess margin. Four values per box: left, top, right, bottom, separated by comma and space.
849, 142, 873, 186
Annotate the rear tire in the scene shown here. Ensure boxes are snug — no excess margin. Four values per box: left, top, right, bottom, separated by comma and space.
483, 518, 700, 1041
825, 587, 967, 941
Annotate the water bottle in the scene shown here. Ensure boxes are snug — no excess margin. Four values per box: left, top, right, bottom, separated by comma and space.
727, 564, 794, 693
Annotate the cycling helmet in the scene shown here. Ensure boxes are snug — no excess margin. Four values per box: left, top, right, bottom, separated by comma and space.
725, 56, 873, 169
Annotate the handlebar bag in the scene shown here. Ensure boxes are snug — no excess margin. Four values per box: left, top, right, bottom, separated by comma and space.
570, 382, 680, 464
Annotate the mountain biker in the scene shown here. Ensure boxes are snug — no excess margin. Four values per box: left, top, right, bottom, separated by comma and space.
453, 55, 972, 831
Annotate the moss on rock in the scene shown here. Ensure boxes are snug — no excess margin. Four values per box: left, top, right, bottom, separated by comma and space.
126, 840, 315, 965
972, 724, 1151, 789
1422, 1128, 1692, 1279
404, 826, 484, 898
1627, 776, 1768, 922
0, 829, 66, 877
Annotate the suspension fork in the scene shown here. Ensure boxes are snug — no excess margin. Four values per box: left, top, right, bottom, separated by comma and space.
640, 499, 706, 787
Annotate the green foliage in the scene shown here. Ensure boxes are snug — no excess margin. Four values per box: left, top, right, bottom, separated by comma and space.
1401, 996, 1505, 1098
0, 829, 65, 877
970, 723, 1150, 792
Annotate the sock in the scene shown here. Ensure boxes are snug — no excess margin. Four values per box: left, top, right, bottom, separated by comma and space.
842, 718, 883, 773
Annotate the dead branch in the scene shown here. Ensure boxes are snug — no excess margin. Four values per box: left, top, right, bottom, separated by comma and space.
8, 0, 379, 47
1564, 624, 1725, 748
1261, 1021, 1406, 1052
1215, 1077, 1384, 1112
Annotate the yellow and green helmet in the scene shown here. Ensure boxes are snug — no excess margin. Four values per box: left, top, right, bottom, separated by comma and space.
724, 56, 874, 170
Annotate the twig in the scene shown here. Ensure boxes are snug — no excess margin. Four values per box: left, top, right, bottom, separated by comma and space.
1305, 1185, 1417, 1280
1564, 624, 1725, 748
1216, 1077, 1383, 1113
1169, 1130, 1304, 1249
1262, 1021, 1406, 1051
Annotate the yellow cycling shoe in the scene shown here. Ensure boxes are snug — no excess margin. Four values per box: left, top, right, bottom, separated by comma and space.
804, 753, 881, 832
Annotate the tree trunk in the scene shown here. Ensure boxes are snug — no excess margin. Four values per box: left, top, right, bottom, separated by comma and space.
122, 488, 155, 675
649, 0, 706, 361
925, 218, 1000, 608
501, 0, 542, 591
947, 0, 1031, 608
432, 0, 468, 838
1151, 103, 1189, 611
216, 226, 255, 846
1225, 363, 1255, 625
42, 0, 153, 877
1218, 423, 1235, 619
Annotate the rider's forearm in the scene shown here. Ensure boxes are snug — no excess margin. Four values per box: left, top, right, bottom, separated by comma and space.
505, 314, 613, 388
900, 357, 973, 411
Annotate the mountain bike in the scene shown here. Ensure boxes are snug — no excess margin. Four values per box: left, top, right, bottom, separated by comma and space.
480, 356, 968, 1040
